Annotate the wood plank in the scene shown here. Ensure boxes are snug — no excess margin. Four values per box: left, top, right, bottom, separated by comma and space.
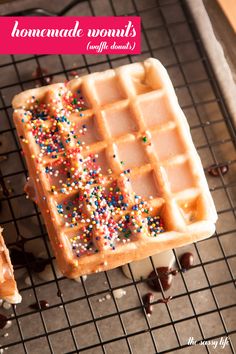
217, 0, 236, 32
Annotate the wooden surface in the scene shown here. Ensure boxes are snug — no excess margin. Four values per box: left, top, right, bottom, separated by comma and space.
217, 0, 236, 32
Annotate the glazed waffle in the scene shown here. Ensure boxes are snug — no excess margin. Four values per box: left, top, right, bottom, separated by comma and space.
12, 58, 217, 278
0, 227, 21, 303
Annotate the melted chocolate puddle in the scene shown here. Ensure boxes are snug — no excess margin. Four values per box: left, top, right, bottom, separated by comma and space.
144, 252, 194, 317
148, 267, 174, 292
147, 252, 195, 292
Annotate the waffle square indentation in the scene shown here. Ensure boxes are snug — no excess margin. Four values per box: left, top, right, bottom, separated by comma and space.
129, 71, 156, 95
94, 76, 125, 105
116, 140, 149, 170
129, 172, 161, 199
164, 161, 195, 193
139, 94, 173, 127
103, 106, 137, 138
55, 193, 83, 227
91, 150, 110, 175
72, 115, 101, 145
44, 158, 75, 191
151, 128, 185, 161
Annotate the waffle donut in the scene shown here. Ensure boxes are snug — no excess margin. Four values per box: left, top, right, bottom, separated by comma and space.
12, 58, 217, 278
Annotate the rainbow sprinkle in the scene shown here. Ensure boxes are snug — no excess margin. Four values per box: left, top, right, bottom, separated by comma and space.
18, 83, 165, 257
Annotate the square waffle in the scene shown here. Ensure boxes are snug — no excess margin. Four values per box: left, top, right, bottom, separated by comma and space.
0, 227, 21, 303
12, 58, 217, 278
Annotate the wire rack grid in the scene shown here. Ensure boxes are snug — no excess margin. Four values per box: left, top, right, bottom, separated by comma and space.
0, 0, 235, 353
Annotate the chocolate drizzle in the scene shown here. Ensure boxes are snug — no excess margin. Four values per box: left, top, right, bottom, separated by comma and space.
143, 293, 173, 317
0, 314, 7, 329
156, 296, 172, 304
57, 290, 63, 298
10, 248, 51, 273
208, 163, 229, 177
180, 252, 194, 271
143, 292, 154, 317
33, 66, 53, 86
0, 169, 10, 197
30, 300, 49, 310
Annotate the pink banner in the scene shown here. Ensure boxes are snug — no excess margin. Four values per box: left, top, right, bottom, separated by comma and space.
0, 16, 141, 54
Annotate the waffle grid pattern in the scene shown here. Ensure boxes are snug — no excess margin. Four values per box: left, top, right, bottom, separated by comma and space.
50, 71, 169, 249
56, 64, 200, 241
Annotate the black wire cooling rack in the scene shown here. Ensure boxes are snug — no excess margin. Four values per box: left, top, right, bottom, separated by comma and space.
0, 0, 236, 353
